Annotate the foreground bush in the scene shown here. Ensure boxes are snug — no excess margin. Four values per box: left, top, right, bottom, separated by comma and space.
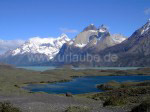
0, 102, 21, 112
65, 106, 90, 112
131, 99, 150, 112
103, 96, 127, 106
87, 80, 150, 108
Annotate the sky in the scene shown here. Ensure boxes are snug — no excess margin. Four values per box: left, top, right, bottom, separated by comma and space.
0, 0, 150, 53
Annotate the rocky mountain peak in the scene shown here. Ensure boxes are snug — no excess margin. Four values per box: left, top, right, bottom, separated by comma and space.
140, 19, 150, 35
83, 24, 97, 32
98, 24, 109, 33
97, 24, 110, 39
144, 19, 150, 27
58, 33, 69, 40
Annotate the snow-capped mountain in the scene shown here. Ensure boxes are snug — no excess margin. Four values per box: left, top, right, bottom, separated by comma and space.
54, 24, 127, 65
0, 24, 127, 66
74, 24, 98, 47
140, 19, 150, 35
54, 20, 150, 67
11, 33, 70, 59
97, 19, 150, 67
0, 34, 70, 66
63, 24, 126, 49
1, 20, 150, 67
73, 24, 126, 48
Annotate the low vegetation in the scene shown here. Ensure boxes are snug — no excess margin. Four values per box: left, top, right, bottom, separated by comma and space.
103, 96, 127, 106
97, 80, 121, 90
97, 80, 150, 90
87, 81, 150, 107
131, 98, 150, 112
65, 106, 90, 112
0, 102, 21, 112
0, 64, 150, 111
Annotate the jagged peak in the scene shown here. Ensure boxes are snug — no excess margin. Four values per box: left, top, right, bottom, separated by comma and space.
98, 24, 109, 33
98, 24, 108, 29
11, 34, 70, 58
140, 19, 150, 35
58, 33, 69, 40
83, 24, 97, 32
100, 24, 105, 27
90, 23, 94, 26
60, 33, 68, 37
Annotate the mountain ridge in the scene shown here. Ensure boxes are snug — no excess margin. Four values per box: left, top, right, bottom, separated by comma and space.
3, 21, 150, 67
0, 34, 70, 66
53, 20, 150, 67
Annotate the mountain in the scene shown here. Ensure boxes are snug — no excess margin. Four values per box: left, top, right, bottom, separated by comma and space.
54, 20, 150, 67
69, 24, 126, 48
74, 24, 98, 47
53, 24, 126, 66
2, 20, 149, 67
98, 19, 150, 67
0, 34, 70, 66
11, 33, 70, 59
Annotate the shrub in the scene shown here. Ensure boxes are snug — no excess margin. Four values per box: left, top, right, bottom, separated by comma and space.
0, 102, 21, 112
103, 96, 127, 107
131, 99, 150, 112
65, 106, 90, 112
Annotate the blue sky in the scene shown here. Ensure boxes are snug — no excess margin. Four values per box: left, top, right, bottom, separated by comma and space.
0, 0, 150, 40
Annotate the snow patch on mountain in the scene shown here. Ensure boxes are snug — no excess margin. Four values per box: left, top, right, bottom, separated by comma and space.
141, 19, 150, 35
11, 34, 70, 59
111, 34, 126, 44
75, 43, 87, 48
73, 24, 126, 48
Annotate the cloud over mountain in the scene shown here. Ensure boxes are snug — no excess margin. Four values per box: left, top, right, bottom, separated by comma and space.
0, 39, 25, 54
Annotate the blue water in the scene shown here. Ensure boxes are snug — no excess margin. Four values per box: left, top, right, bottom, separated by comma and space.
18, 66, 140, 72
18, 66, 56, 71
24, 76, 150, 94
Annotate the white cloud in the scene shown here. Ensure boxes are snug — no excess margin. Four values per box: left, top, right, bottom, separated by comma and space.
60, 28, 78, 33
0, 39, 25, 54
144, 8, 150, 15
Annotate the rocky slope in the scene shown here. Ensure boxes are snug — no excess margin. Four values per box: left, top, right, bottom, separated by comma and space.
60, 19, 150, 67
73, 24, 126, 48
99, 19, 150, 66
53, 24, 126, 66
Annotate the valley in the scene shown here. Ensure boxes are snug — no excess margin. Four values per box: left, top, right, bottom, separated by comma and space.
0, 64, 150, 112
0, 1, 150, 112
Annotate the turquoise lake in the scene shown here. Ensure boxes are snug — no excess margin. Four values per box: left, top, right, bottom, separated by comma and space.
18, 66, 140, 71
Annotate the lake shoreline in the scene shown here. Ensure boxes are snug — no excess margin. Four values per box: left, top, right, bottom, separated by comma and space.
21, 67, 150, 87
23, 75, 150, 94
1, 65, 150, 112
1, 65, 150, 95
